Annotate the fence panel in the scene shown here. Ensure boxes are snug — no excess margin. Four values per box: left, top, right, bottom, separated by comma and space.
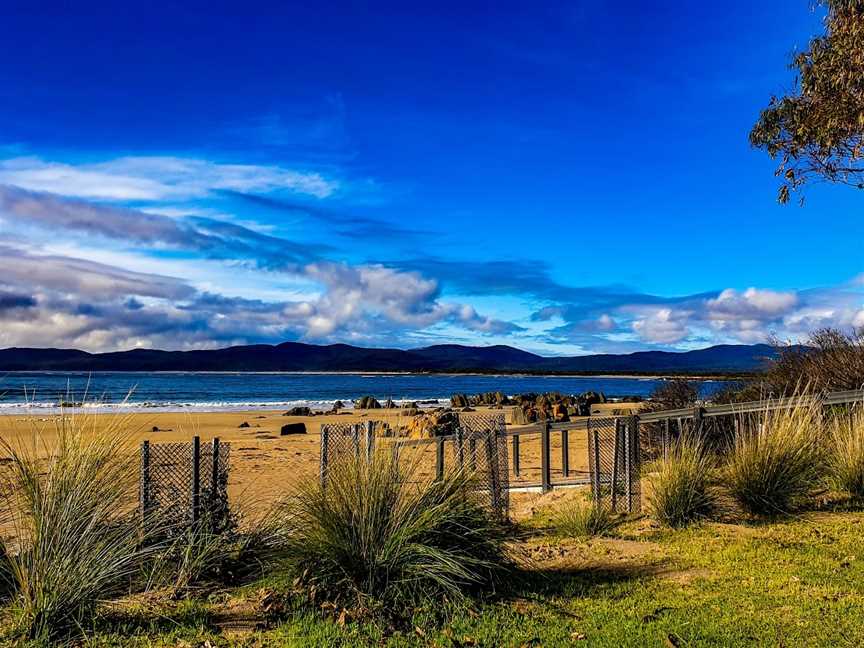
140, 437, 230, 532
586, 417, 640, 513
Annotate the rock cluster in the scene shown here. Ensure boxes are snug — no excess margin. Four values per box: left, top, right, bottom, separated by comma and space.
450, 391, 510, 408
355, 396, 382, 409
404, 409, 461, 438
510, 391, 606, 424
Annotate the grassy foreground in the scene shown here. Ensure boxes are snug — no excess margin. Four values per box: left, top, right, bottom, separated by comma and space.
78, 507, 864, 647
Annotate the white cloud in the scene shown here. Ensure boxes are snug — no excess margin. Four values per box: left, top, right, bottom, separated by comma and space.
631, 308, 689, 344
0, 155, 339, 201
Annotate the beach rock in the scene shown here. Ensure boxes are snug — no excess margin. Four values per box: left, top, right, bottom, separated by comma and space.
403, 401, 418, 409
405, 409, 460, 438
461, 406, 475, 412
332, 400, 344, 411
450, 393, 469, 408
284, 406, 312, 417
280, 423, 306, 435
238, 421, 251, 428
355, 396, 381, 409
151, 425, 160, 432
383, 399, 397, 409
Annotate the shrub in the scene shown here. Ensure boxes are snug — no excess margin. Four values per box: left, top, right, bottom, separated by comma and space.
646, 435, 718, 528
551, 499, 617, 538
825, 408, 864, 498
278, 450, 510, 613
0, 414, 156, 643
724, 397, 824, 516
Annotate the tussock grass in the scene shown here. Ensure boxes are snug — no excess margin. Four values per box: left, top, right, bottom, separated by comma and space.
278, 449, 510, 613
646, 434, 719, 528
550, 498, 617, 538
0, 413, 157, 643
724, 397, 824, 516
826, 407, 864, 498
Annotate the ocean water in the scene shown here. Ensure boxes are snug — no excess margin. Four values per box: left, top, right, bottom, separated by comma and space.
0, 372, 728, 414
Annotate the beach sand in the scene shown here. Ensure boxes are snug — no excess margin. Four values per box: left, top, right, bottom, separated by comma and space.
0, 403, 637, 513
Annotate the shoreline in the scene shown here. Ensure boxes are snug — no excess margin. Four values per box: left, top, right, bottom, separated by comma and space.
0, 369, 744, 380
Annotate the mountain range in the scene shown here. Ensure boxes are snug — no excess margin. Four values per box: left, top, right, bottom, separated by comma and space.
0, 342, 778, 374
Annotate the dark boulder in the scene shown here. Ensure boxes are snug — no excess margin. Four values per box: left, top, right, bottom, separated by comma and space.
238, 421, 251, 428
280, 422, 306, 435
450, 393, 469, 408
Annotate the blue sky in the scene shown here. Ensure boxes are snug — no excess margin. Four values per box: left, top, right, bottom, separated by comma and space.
0, 1, 861, 354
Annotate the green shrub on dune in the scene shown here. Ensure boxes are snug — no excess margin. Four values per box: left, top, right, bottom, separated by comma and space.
826, 407, 864, 499
0, 415, 156, 643
646, 434, 719, 528
724, 397, 824, 517
277, 450, 511, 614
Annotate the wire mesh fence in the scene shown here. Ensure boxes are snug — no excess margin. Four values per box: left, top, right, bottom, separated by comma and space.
319, 413, 510, 519
140, 436, 230, 532
586, 417, 641, 513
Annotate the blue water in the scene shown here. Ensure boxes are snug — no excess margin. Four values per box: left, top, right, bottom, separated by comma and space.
0, 372, 728, 414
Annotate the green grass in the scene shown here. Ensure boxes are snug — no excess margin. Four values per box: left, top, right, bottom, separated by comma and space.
550, 498, 618, 538
76, 509, 864, 647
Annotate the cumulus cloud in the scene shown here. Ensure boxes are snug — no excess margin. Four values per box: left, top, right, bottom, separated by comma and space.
631, 308, 690, 344
0, 244, 518, 351
0, 155, 338, 200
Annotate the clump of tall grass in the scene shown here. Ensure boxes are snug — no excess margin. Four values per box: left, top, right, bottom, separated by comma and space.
152, 507, 286, 594
825, 407, 864, 498
0, 413, 156, 643
550, 498, 617, 538
646, 434, 718, 528
278, 449, 510, 614
724, 397, 824, 517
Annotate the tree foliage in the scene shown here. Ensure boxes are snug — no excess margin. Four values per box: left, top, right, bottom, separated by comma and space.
750, 0, 864, 204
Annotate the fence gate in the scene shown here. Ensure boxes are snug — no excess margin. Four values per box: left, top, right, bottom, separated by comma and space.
140, 436, 231, 532
586, 417, 640, 513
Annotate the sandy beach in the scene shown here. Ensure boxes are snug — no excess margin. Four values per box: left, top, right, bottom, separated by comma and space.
0, 403, 635, 510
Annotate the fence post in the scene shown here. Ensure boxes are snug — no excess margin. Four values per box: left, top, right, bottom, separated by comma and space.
320, 426, 330, 488
210, 437, 220, 522
592, 427, 601, 503
663, 418, 670, 461
468, 436, 477, 471
365, 420, 374, 462
435, 436, 445, 481
191, 436, 201, 525
352, 424, 361, 459
610, 421, 620, 512
541, 419, 551, 493
512, 433, 520, 477
627, 415, 640, 513
693, 406, 704, 436
561, 428, 570, 478
484, 432, 501, 517
140, 440, 150, 522
457, 427, 465, 469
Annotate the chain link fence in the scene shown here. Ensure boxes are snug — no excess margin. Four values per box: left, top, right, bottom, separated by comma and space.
140, 437, 230, 533
586, 417, 641, 513
319, 413, 509, 519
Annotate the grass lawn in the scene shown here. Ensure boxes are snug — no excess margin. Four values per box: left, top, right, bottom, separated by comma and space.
80, 507, 864, 647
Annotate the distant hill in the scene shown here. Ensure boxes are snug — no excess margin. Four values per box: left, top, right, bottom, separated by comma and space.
0, 342, 778, 375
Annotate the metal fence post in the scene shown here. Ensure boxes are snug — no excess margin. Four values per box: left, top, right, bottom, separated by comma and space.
140, 440, 150, 522
320, 426, 330, 488
663, 418, 670, 461
561, 428, 570, 478
191, 436, 201, 525
512, 433, 520, 477
435, 436, 445, 481
352, 424, 361, 459
457, 427, 465, 469
610, 421, 620, 512
592, 426, 601, 503
484, 432, 501, 517
627, 415, 640, 513
210, 437, 220, 520
541, 419, 551, 493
